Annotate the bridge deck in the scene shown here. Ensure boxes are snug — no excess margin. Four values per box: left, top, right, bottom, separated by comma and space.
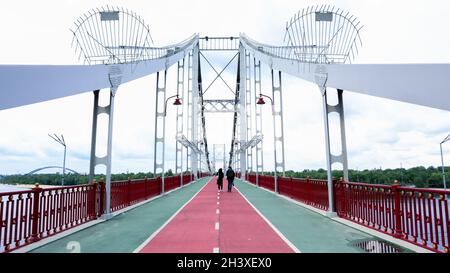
138, 177, 293, 253
29, 177, 409, 253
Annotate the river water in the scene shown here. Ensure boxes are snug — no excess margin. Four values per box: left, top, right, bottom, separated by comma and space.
0, 184, 27, 193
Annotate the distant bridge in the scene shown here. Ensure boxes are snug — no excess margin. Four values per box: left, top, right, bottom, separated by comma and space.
25, 166, 81, 175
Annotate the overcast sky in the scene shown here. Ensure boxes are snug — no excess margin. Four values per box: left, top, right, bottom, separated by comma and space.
1, 0, 450, 175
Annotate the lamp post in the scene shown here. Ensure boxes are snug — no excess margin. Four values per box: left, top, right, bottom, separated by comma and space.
161, 93, 182, 192
256, 93, 278, 192
234, 141, 239, 172
439, 134, 450, 190
48, 133, 66, 186
164, 94, 182, 117
199, 141, 204, 177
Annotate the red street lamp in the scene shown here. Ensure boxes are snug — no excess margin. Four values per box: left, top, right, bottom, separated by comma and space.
173, 96, 182, 105
256, 92, 278, 192
256, 96, 265, 105
164, 94, 182, 116
256, 93, 273, 105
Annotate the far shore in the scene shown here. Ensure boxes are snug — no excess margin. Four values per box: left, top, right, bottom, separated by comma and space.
1, 183, 62, 189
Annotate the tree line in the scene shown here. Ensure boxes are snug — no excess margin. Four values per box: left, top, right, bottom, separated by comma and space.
1, 166, 449, 188
262, 166, 449, 188
0, 169, 178, 186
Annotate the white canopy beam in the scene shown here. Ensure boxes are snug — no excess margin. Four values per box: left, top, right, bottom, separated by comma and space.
0, 36, 198, 111
240, 34, 450, 111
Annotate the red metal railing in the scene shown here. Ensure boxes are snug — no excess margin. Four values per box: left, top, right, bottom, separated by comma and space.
109, 174, 197, 213
1, 173, 198, 253
248, 174, 257, 185
198, 172, 210, 178
0, 184, 96, 253
335, 182, 450, 253
109, 177, 162, 213
335, 182, 396, 234
398, 187, 450, 253
278, 176, 329, 211
183, 173, 194, 185
257, 175, 275, 191
246, 173, 450, 253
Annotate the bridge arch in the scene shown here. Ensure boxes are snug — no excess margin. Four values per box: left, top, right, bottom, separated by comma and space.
26, 166, 81, 175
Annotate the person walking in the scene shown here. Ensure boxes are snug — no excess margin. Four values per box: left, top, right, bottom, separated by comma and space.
226, 166, 235, 192
217, 168, 224, 191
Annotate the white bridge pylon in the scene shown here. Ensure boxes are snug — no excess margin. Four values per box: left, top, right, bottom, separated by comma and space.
1, 6, 450, 216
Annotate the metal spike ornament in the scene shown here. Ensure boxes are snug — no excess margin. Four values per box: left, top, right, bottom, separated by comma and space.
284, 5, 363, 64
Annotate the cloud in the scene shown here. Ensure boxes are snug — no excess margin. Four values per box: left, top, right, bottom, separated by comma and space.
0, 145, 36, 158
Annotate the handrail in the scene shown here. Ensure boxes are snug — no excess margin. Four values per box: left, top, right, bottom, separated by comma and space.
246, 173, 450, 253
0, 173, 197, 253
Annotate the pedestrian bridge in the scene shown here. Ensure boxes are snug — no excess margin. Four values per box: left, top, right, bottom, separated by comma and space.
0, 6, 449, 254
3, 177, 409, 253
1, 174, 446, 253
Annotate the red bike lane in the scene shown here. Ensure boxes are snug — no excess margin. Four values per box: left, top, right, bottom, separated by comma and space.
139, 177, 294, 253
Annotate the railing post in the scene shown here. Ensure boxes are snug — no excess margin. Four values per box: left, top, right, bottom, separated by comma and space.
274, 173, 278, 193
306, 176, 311, 204
290, 176, 293, 198
332, 178, 339, 213
91, 180, 98, 219
127, 177, 132, 206
158, 176, 163, 194
30, 183, 42, 243
392, 180, 403, 238
99, 178, 105, 217
337, 177, 345, 216
144, 176, 148, 199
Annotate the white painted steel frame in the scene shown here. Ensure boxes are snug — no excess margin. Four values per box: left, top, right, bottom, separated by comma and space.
272, 70, 286, 193
175, 59, 185, 186
319, 86, 349, 214
89, 88, 117, 216
253, 58, 264, 186
186, 51, 193, 174
88, 64, 122, 217
191, 43, 200, 179
239, 45, 247, 177
203, 100, 235, 113
245, 51, 253, 173
154, 70, 167, 193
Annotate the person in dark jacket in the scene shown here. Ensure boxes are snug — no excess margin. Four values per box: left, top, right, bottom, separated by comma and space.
226, 166, 235, 192
217, 168, 224, 191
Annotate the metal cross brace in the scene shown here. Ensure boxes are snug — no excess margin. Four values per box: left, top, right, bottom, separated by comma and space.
177, 134, 203, 155
203, 99, 236, 113
238, 134, 263, 152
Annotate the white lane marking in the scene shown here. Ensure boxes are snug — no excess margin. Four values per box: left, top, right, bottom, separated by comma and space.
217, 201, 220, 205
213, 247, 219, 253
216, 209, 219, 214
215, 222, 220, 230
234, 185, 301, 253
133, 177, 213, 253
217, 196, 220, 200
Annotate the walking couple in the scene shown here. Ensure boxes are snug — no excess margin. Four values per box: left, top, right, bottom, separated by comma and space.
216, 166, 235, 192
